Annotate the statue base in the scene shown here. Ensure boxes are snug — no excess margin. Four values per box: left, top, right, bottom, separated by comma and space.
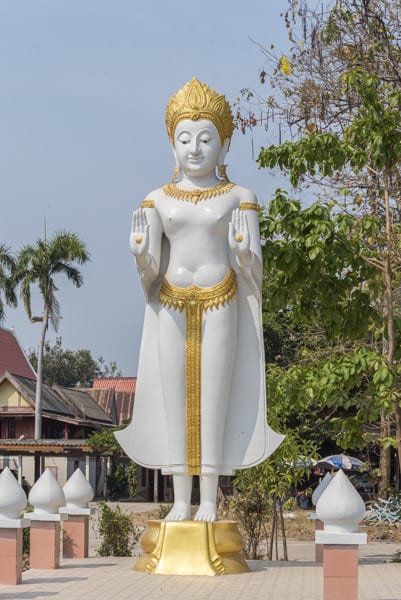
134, 520, 249, 576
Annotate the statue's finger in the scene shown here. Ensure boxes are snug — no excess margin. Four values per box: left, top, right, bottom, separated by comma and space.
133, 210, 139, 232
235, 208, 241, 231
228, 222, 237, 248
137, 208, 144, 231
240, 210, 246, 232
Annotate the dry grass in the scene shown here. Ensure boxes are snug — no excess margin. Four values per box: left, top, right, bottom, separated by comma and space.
360, 521, 401, 542
271, 511, 401, 543
128, 506, 401, 544
281, 511, 315, 541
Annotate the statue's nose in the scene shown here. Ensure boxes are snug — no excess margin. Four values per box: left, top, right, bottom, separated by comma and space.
189, 138, 200, 155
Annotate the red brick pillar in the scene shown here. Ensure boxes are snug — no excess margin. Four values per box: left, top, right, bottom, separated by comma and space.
316, 531, 367, 600
323, 544, 358, 600
30, 521, 61, 569
0, 528, 24, 584
62, 515, 89, 558
28, 515, 67, 570
314, 517, 324, 563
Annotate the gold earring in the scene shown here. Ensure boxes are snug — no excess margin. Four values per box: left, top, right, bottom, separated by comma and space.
171, 165, 180, 182
219, 164, 229, 182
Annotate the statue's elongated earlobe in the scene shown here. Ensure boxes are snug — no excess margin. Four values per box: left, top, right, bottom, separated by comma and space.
171, 164, 181, 183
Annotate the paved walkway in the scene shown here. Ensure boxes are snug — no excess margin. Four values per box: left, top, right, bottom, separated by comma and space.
0, 541, 400, 600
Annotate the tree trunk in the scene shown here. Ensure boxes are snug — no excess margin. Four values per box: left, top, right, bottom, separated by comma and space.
379, 169, 397, 494
268, 500, 277, 560
278, 500, 288, 561
395, 405, 401, 486
383, 171, 395, 367
34, 305, 49, 440
378, 411, 391, 498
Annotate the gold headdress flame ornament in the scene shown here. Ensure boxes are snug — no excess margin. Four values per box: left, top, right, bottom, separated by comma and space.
166, 78, 235, 146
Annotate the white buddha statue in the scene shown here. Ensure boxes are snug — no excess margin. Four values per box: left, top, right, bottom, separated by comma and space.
115, 78, 283, 522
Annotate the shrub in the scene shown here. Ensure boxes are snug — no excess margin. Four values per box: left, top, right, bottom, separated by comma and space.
96, 502, 140, 557
22, 527, 30, 556
157, 503, 173, 519
230, 491, 272, 559
22, 506, 33, 557
126, 463, 137, 500
108, 462, 137, 500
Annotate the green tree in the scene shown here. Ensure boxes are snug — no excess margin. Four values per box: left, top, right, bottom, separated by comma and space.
87, 429, 137, 501
28, 337, 122, 388
87, 427, 126, 456
232, 428, 318, 559
237, 0, 401, 495
15, 231, 89, 439
96, 356, 122, 379
258, 71, 401, 490
0, 244, 17, 322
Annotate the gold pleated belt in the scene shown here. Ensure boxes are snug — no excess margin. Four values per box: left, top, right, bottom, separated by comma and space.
160, 269, 237, 475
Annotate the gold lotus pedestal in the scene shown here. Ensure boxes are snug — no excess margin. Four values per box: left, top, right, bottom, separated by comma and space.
134, 520, 249, 576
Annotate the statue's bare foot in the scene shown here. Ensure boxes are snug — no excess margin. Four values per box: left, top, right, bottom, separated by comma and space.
165, 502, 191, 521
194, 502, 217, 522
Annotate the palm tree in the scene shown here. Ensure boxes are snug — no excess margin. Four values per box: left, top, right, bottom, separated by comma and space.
16, 231, 89, 439
0, 244, 17, 322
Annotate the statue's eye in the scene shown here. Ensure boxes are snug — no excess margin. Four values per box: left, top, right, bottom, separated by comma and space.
177, 133, 191, 145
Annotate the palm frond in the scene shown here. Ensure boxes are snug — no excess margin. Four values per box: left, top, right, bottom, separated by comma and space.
48, 281, 61, 332
0, 244, 16, 270
15, 231, 89, 328
49, 231, 90, 264
0, 244, 17, 321
50, 263, 83, 287
21, 279, 32, 320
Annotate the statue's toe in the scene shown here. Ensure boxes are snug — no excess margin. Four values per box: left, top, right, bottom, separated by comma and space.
194, 502, 217, 522
165, 502, 191, 521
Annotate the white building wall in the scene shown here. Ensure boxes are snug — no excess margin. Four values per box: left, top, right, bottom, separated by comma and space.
0, 454, 101, 492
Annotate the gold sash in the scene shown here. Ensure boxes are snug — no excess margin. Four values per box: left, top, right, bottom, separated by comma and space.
160, 270, 237, 475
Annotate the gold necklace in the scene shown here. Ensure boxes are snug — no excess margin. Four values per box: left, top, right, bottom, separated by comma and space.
163, 181, 235, 204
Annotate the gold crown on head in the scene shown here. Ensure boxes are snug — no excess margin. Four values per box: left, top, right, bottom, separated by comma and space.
165, 78, 235, 145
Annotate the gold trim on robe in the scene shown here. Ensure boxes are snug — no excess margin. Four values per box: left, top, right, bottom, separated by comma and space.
159, 270, 237, 475
141, 200, 155, 209
239, 202, 259, 211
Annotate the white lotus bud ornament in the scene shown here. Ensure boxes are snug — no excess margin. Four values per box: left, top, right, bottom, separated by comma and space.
63, 468, 94, 509
0, 467, 27, 519
312, 472, 333, 507
316, 469, 366, 533
28, 468, 65, 514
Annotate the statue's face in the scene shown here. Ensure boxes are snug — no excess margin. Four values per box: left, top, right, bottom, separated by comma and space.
173, 119, 221, 178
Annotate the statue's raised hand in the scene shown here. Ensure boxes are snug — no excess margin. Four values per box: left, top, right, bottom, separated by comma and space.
228, 208, 251, 263
130, 208, 150, 258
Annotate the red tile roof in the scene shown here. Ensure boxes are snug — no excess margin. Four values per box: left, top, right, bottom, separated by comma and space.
0, 328, 36, 380
93, 377, 137, 394
86, 388, 135, 425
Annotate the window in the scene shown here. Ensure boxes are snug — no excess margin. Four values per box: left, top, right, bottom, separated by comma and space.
7, 418, 16, 438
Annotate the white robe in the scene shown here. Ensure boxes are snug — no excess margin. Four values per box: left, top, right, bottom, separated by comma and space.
115, 235, 284, 475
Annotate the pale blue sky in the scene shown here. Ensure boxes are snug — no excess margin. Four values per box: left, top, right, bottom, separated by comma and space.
1, 0, 290, 374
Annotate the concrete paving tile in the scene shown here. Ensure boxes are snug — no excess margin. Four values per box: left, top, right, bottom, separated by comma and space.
0, 541, 399, 599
